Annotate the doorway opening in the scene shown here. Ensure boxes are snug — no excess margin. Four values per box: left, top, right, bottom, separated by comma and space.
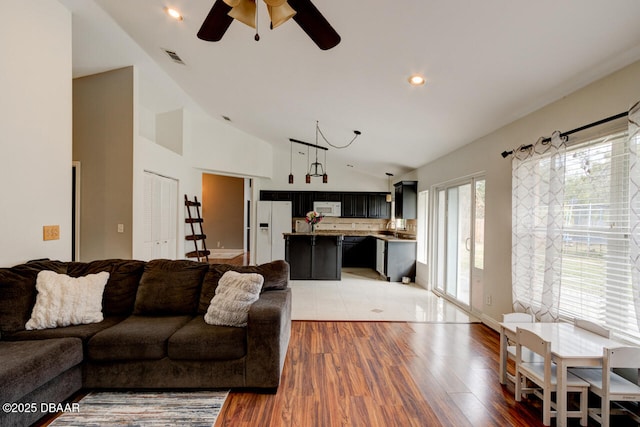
201, 173, 251, 264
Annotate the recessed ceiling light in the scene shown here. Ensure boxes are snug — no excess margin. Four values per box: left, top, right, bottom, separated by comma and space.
408, 74, 426, 86
165, 7, 183, 21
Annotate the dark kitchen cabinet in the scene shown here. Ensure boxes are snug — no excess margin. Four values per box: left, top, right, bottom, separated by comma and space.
342, 236, 375, 268
260, 190, 394, 219
376, 238, 417, 282
285, 234, 342, 280
394, 181, 417, 219
313, 192, 340, 202
367, 193, 391, 219
292, 192, 313, 217
260, 191, 291, 201
341, 193, 368, 218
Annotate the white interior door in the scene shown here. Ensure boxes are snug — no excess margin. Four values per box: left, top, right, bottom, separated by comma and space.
143, 171, 178, 261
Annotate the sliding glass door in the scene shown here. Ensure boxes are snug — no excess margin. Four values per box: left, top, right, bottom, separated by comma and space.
434, 177, 485, 310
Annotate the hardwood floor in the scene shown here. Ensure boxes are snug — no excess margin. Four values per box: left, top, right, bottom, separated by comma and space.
217, 321, 633, 427
209, 251, 250, 266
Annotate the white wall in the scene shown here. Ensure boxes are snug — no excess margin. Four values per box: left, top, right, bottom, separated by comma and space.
189, 111, 273, 179
259, 143, 389, 192
411, 59, 640, 325
133, 71, 201, 261
0, 0, 72, 266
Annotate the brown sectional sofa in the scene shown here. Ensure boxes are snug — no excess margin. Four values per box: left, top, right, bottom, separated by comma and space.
0, 258, 291, 427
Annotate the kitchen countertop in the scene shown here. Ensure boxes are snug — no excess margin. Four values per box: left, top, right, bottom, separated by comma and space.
283, 231, 417, 243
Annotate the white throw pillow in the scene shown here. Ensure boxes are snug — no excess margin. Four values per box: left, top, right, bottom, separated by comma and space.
25, 270, 110, 330
204, 271, 264, 327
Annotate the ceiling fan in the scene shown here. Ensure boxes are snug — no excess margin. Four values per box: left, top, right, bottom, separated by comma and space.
197, 0, 341, 50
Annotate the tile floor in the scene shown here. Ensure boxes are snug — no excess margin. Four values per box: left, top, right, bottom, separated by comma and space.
290, 268, 479, 322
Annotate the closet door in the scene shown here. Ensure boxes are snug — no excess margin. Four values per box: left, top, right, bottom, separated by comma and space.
143, 171, 178, 261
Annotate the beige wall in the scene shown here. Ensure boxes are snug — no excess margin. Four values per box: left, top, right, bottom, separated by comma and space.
73, 67, 134, 261
202, 174, 245, 250
0, 0, 72, 266
409, 59, 640, 326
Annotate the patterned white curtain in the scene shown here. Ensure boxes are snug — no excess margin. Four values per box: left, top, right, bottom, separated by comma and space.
628, 101, 640, 332
512, 131, 566, 321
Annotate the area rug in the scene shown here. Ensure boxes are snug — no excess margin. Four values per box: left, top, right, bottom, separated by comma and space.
49, 390, 228, 426
208, 249, 244, 259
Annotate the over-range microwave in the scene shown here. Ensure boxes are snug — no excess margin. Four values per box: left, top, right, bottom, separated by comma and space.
313, 201, 341, 217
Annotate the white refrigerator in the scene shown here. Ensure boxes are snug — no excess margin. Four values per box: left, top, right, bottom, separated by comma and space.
255, 201, 292, 265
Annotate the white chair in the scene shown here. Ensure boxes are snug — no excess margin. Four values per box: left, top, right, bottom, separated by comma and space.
570, 346, 640, 427
503, 312, 540, 384
515, 327, 589, 426
574, 318, 610, 338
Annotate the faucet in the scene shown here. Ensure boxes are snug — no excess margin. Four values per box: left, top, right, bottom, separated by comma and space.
386, 220, 398, 238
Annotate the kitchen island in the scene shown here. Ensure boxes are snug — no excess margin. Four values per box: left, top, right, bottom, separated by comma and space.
284, 233, 343, 280
284, 232, 416, 281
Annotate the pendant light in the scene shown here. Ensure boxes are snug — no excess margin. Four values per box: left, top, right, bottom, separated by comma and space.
289, 120, 361, 184
288, 140, 294, 184
386, 172, 394, 202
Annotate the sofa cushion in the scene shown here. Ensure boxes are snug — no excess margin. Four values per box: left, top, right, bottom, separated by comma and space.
134, 260, 208, 315
25, 271, 109, 330
0, 260, 68, 333
168, 316, 246, 360
67, 259, 145, 316
0, 338, 83, 403
198, 260, 289, 314
87, 315, 192, 361
204, 271, 263, 327
4, 316, 125, 344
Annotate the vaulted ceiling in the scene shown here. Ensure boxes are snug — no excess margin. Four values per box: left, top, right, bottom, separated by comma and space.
60, 0, 640, 178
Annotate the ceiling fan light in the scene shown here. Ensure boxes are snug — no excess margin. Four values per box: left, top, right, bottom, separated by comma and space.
223, 0, 242, 7
267, 2, 296, 28
227, 0, 257, 28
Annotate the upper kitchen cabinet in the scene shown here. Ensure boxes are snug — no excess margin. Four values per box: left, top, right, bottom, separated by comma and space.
341, 193, 368, 218
394, 181, 417, 219
367, 193, 391, 219
313, 191, 341, 202
260, 190, 393, 218
260, 190, 292, 201
292, 192, 313, 217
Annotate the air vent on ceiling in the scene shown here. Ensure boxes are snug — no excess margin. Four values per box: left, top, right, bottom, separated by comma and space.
162, 48, 185, 65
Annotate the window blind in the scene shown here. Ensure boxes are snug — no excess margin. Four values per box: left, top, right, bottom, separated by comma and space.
555, 130, 639, 343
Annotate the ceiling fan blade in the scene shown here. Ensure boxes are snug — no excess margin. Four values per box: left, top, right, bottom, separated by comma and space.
288, 0, 340, 50
197, 0, 234, 42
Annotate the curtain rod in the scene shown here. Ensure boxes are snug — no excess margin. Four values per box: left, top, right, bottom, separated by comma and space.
501, 111, 628, 158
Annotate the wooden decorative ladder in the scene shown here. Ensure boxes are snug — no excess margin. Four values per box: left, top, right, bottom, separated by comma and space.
184, 195, 210, 262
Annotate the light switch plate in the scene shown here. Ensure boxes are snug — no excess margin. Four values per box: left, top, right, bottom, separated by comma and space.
43, 225, 60, 241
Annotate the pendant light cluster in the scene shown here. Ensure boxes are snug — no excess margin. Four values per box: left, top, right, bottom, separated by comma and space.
288, 121, 361, 184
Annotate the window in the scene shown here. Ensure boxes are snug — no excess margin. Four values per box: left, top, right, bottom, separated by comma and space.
561, 130, 638, 341
417, 190, 428, 264
513, 128, 640, 343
